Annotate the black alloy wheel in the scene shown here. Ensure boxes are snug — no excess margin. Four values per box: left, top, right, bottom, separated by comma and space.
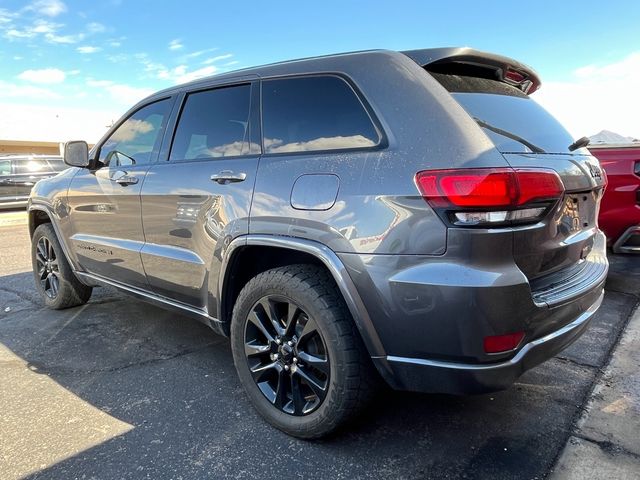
244, 295, 330, 416
35, 236, 60, 299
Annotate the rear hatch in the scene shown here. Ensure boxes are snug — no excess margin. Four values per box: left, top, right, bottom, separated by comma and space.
406, 48, 607, 283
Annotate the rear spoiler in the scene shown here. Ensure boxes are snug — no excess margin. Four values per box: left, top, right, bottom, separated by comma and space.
402, 47, 541, 94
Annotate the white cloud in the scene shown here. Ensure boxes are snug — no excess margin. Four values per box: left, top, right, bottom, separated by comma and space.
202, 53, 232, 65
104, 83, 154, 106
0, 80, 61, 100
161, 65, 217, 84
77, 45, 100, 54
86, 79, 114, 88
28, 0, 67, 17
31, 19, 60, 34
17, 67, 66, 84
45, 31, 84, 44
84, 78, 152, 105
87, 22, 105, 33
0, 8, 17, 25
533, 52, 640, 139
5, 28, 36, 39
168, 39, 183, 51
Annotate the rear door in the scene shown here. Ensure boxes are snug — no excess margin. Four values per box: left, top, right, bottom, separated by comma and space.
428, 71, 606, 279
67, 97, 174, 289
140, 81, 260, 309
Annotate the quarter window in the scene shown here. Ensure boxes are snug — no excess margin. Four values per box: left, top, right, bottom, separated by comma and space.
170, 84, 254, 162
262, 76, 380, 154
99, 99, 171, 167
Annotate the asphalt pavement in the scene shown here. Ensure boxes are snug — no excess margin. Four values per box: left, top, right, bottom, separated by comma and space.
0, 210, 638, 480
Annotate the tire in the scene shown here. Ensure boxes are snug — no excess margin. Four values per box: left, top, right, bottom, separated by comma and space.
230, 264, 376, 439
31, 223, 92, 309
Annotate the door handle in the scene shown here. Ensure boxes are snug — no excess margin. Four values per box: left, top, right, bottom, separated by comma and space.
210, 170, 247, 184
111, 171, 139, 186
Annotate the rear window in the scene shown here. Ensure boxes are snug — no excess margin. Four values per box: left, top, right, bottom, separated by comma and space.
262, 76, 380, 154
430, 72, 578, 154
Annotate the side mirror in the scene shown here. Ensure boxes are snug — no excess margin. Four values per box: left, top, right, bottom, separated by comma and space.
64, 140, 90, 168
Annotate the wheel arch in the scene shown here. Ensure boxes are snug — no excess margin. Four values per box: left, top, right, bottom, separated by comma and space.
217, 235, 386, 359
28, 204, 82, 277
28, 206, 53, 238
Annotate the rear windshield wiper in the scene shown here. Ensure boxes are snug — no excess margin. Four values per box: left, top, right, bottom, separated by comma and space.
568, 136, 590, 152
473, 117, 546, 154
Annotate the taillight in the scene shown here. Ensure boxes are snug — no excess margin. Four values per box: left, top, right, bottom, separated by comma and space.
415, 168, 564, 226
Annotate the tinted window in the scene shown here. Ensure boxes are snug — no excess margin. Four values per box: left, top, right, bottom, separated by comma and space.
0, 160, 10, 175
170, 84, 253, 161
262, 76, 380, 154
99, 99, 171, 167
14, 158, 50, 175
430, 73, 577, 154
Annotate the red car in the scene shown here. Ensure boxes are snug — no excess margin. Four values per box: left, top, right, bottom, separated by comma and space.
589, 144, 640, 253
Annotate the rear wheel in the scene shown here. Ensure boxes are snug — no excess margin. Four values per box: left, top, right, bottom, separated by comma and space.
32, 223, 92, 309
230, 264, 375, 439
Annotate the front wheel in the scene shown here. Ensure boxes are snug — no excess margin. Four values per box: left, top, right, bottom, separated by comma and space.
31, 223, 92, 309
230, 264, 376, 439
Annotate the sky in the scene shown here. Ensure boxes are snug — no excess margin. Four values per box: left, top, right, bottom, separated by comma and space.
1, 0, 639, 143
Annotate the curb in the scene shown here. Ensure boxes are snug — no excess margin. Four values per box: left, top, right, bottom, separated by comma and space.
549, 301, 640, 479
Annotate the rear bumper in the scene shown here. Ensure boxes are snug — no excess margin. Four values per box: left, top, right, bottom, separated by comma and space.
374, 290, 603, 394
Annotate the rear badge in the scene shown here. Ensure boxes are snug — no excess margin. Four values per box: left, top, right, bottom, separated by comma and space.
588, 164, 602, 180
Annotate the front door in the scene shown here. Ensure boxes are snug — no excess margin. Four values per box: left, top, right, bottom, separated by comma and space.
140, 82, 260, 311
66, 98, 174, 290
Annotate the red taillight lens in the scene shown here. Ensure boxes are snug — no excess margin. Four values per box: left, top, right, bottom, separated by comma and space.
483, 332, 525, 354
415, 168, 564, 209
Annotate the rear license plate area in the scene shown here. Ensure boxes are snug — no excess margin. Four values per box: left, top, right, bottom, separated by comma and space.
561, 193, 595, 233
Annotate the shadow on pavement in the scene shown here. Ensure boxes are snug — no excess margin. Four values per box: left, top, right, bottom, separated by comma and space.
0, 260, 636, 480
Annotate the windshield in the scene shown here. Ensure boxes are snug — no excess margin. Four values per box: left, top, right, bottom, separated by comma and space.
429, 72, 585, 154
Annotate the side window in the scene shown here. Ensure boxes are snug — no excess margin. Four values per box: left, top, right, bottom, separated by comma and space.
14, 158, 47, 175
46, 159, 66, 172
0, 160, 11, 175
99, 98, 171, 167
262, 76, 381, 154
170, 84, 253, 162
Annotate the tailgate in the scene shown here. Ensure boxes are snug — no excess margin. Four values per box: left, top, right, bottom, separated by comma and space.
503, 153, 606, 279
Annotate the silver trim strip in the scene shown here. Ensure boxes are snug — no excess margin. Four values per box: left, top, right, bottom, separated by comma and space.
76, 271, 222, 328
386, 290, 603, 371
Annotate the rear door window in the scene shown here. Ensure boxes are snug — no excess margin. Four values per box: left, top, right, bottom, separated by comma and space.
261, 75, 381, 154
429, 72, 578, 154
169, 84, 255, 161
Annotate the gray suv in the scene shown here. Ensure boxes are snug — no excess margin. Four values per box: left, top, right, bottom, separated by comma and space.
28, 47, 608, 438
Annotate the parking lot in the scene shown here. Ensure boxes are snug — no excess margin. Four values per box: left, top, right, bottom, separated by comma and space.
0, 209, 638, 480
